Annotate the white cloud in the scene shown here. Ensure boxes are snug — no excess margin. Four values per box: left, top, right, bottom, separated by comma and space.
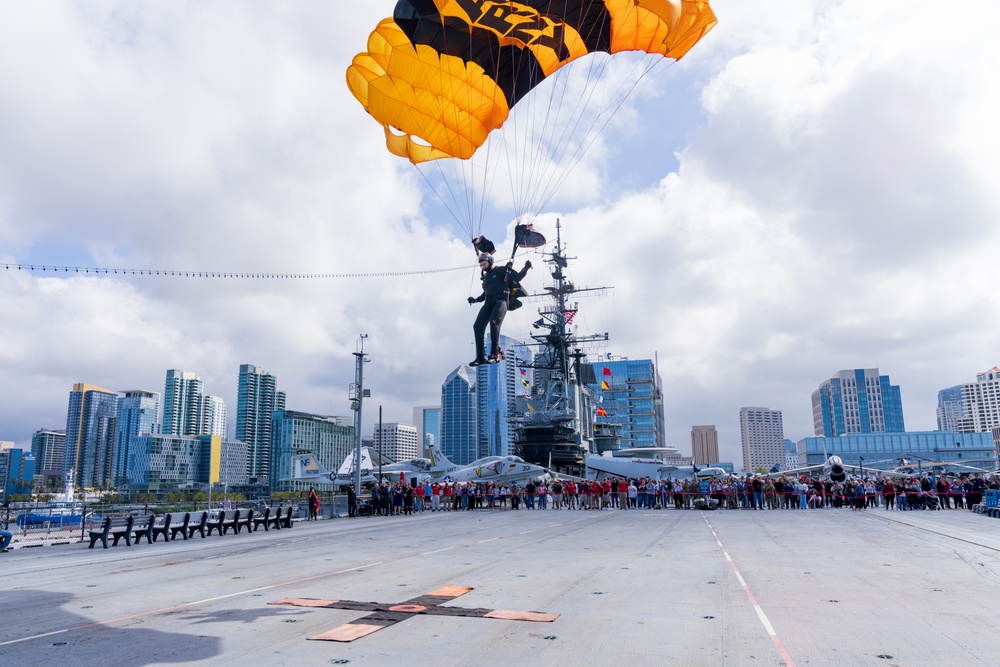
1, 1, 998, 468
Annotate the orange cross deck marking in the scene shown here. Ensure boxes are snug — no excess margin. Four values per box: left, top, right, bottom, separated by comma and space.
269, 585, 558, 642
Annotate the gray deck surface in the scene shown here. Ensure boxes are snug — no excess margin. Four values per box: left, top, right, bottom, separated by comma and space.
3, 507, 1000, 666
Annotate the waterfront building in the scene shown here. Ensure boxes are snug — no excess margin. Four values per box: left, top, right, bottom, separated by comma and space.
477, 335, 532, 458
0, 448, 35, 499
412, 406, 441, 457
236, 364, 285, 483
270, 410, 354, 493
161, 370, 205, 436
691, 425, 720, 465
64, 383, 119, 488
112, 390, 160, 490
441, 365, 478, 465
938, 367, 1000, 434
812, 368, 905, 437
127, 434, 247, 493
797, 431, 997, 473
30, 428, 66, 476
740, 407, 784, 472
586, 358, 667, 450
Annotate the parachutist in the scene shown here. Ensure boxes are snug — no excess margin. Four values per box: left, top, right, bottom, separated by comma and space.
470, 253, 531, 365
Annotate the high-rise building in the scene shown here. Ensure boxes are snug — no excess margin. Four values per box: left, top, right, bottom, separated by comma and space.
201, 395, 228, 437
936, 384, 965, 432
441, 365, 478, 465
477, 335, 532, 458
585, 359, 667, 450
127, 434, 247, 493
64, 383, 119, 488
112, 390, 160, 489
270, 410, 354, 493
30, 429, 66, 474
691, 425, 719, 464
938, 367, 1000, 434
0, 448, 35, 499
373, 423, 419, 462
236, 364, 285, 482
161, 370, 205, 436
740, 407, 784, 472
412, 406, 441, 457
812, 368, 905, 437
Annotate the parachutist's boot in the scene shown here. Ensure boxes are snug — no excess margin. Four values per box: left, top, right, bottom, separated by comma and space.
469, 357, 488, 367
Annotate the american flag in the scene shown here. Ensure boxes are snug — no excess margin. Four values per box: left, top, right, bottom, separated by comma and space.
563, 309, 577, 325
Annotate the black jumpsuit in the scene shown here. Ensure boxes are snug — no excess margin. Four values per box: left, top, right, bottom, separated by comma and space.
471, 264, 528, 359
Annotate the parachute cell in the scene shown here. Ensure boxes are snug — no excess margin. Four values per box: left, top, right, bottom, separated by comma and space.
347, 0, 717, 164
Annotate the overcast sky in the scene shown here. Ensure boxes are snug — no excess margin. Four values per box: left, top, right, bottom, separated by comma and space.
2, 1, 998, 466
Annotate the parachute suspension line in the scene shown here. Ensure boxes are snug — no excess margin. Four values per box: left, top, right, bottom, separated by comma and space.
522, 43, 614, 217
526, 6, 626, 215
504, 5, 618, 222
535, 56, 678, 217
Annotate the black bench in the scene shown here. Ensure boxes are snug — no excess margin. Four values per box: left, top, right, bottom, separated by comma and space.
220, 509, 241, 536
150, 514, 172, 543
206, 510, 226, 537
168, 513, 192, 541
234, 509, 253, 534
187, 511, 209, 539
277, 506, 293, 529
251, 507, 272, 532
131, 514, 156, 545
88, 515, 135, 549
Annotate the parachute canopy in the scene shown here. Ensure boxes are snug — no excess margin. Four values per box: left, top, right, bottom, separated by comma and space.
347, 0, 717, 164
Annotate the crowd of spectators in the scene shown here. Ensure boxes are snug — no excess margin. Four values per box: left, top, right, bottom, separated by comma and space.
358, 473, 999, 516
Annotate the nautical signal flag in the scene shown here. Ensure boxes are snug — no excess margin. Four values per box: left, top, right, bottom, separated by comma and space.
520, 368, 527, 376
603, 367, 612, 376
601, 380, 610, 390
522, 379, 530, 388
597, 407, 608, 417
564, 309, 577, 325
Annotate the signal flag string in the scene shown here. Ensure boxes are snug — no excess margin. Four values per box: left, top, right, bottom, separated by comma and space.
2, 262, 470, 280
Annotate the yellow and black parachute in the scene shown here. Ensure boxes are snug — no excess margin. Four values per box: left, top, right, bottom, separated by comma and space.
348, 1, 716, 244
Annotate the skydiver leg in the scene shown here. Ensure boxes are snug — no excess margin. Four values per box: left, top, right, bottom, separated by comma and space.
472, 300, 493, 363
488, 299, 508, 357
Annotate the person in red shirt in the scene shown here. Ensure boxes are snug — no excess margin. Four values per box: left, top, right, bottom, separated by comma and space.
589, 481, 602, 509
565, 481, 577, 509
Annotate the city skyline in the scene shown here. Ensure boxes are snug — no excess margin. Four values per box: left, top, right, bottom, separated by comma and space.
2, 2, 1000, 466
6, 359, 1000, 474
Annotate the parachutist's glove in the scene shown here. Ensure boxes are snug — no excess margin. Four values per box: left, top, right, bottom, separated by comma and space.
524, 260, 532, 270
468, 296, 476, 305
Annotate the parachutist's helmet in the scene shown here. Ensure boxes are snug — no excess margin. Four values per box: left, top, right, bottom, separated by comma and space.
478, 253, 493, 265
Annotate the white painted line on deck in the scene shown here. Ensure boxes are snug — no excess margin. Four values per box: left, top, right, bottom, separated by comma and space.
421, 547, 454, 555
703, 515, 796, 667
478, 538, 500, 543
519, 530, 535, 534
0, 629, 69, 648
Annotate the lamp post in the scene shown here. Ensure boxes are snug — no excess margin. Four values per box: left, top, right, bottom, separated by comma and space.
351, 335, 370, 497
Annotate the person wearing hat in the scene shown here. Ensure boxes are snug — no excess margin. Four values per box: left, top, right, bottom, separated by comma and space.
468, 252, 531, 365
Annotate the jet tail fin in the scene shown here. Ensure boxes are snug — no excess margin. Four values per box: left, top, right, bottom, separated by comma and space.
291, 453, 329, 480
427, 444, 455, 471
